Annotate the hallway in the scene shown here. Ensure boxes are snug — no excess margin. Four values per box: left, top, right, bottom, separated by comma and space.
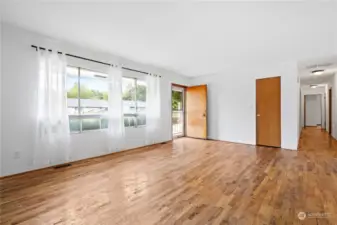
291, 127, 337, 223
298, 127, 337, 155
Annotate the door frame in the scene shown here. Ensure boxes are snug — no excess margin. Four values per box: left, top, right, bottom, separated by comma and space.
171, 83, 187, 140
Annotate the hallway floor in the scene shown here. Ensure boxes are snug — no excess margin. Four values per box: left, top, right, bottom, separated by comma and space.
1, 127, 337, 224
298, 127, 337, 154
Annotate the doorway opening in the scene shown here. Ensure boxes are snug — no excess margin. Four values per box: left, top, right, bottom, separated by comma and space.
303, 94, 323, 128
172, 85, 185, 138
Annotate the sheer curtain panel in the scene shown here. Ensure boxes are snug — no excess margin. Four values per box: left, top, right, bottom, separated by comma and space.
145, 74, 161, 145
107, 66, 125, 152
34, 50, 70, 166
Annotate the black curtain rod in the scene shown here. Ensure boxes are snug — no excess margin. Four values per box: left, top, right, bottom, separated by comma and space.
31, 45, 161, 77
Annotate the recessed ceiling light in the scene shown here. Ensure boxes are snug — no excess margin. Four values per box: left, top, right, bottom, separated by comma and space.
310, 85, 318, 88
312, 69, 324, 75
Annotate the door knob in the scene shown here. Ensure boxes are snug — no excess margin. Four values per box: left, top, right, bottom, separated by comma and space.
257, 114, 260, 117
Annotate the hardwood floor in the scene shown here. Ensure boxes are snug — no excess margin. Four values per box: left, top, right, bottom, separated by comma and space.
1, 127, 337, 225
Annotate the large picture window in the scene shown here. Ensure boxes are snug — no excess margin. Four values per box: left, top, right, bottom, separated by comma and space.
66, 67, 147, 133
66, 67, 109, 132
122, 77, 147, 127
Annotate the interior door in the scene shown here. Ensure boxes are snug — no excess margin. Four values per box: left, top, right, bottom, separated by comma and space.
305, 95, 322, 126
186, 85, 207, 139
256, 77, 281, 147
329, 89, 332, 135
304, 95, 307, 127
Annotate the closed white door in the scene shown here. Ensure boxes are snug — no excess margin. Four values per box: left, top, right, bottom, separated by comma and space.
305, 94, 322, 126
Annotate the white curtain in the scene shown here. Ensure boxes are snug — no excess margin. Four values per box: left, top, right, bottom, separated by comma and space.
34, 50, 70, 166
107, 66, 125, 152
146, 74, 161, 145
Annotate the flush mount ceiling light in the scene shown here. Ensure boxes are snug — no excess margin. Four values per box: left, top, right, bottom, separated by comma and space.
94, 74, 107, 79
310, 85, 318, 88
312, 69, 325, 75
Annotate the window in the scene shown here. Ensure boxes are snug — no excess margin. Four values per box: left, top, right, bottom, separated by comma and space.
122, 77, 147, 127
66, 66, 109, 132
66, 66, 147, 133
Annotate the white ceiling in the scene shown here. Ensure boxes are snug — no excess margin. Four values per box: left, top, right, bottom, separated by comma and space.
300, 73, 335, 86
1, 1, 337, 77
299, 55, 337, 85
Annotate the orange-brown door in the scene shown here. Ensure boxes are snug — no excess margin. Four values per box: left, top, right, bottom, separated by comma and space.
186, 85, 207, 139
329, 89, 332, 135
256, 77, 281, 147
304, 95, 306, 127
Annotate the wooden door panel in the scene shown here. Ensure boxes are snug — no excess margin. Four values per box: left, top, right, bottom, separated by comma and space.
329, 89, 332, 135
186, 85, 207, 139
304, 95, 306, 127
256, 77, 281, 147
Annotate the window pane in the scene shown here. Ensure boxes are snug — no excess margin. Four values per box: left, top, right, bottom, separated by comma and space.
79, 69, 109, 119
122, 78, 147, 127
69, 117, 81, 132
136, 80, 146, 114
82, 117, 101, 131
137, 114, 146, 126
123, 78, 136, 115
68, 107, 79, 116
124, 115, 136, 127
172, 90, 183, 110
122, 78, 136, 101
67, 67, 79, 99
101, 118, 109, 129
124, 118, 129, 127
67, 67, 110, 132
67, 67, 79, 115
136, 80, 146, 102
79, 68, 108, 100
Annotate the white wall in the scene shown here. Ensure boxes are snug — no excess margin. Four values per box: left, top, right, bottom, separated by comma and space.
300, 86, 326, 129
334, 2, 337, 55
1, 23, 190, 176
304, 94, 322, 126
190, 61, 299, 150
298, 76, 301, 137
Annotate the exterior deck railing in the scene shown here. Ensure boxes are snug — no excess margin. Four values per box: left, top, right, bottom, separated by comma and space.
172, 111, 184, 136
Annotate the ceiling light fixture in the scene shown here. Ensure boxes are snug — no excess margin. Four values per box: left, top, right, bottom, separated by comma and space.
312, 69, 324, 75
310, 85, 318, 88
94, 74, 107, 79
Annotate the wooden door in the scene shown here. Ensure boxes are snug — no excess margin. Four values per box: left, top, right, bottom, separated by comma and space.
256, 77, 281, 147
329, 89, 332, 135
186, 85, 207, 139
304, 95, 306, 127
